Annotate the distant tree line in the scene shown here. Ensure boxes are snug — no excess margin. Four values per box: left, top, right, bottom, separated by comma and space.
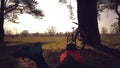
5, 26, 70, 38
5, 22, 120, 37
5, 31, 70, 38
101, 22, 120, 35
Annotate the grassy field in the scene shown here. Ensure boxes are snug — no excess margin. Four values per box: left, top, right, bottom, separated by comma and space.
101, 35, 120, 49
4, 35, 120, 50
2, 35, 120, 68
4, 36, 67, 50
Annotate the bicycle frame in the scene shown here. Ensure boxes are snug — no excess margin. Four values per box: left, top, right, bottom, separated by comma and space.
67, 22, 86, 49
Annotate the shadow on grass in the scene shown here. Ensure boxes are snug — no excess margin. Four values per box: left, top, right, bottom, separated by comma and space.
43, 47, 120, 68
3, 40, 54, 46
86, 44, 120, 58
0, 41, 54, 53
41, 41, 54, 45
78, 48, 120, 68
101, 39, 120, 46
1, 41, 23, 45
0, 42, 34, 53
112, 43, 120, 46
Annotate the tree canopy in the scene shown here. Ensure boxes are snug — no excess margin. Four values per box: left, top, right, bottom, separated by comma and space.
0, 0, 44, 42
0, 0, 44, 23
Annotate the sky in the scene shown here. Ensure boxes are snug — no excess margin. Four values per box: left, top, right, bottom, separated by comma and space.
4, 0, 118, 34
98, 9, 118, 33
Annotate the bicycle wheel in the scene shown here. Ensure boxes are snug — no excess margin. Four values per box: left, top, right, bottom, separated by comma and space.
78, 30, 86, 49
67, 32, 73, 44
66, 28, 86, 49
74, 30, 81, 48
66, 29, 78, 45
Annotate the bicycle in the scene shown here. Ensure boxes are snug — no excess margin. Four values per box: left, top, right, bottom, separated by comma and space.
67, 22, 86, 49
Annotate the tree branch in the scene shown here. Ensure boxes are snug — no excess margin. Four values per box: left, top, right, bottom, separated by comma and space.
115, 4, 120, 15
4, 0, 19, 14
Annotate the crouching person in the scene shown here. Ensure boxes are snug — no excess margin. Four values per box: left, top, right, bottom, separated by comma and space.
56, 43, 85, 68
12, 42, 49, 68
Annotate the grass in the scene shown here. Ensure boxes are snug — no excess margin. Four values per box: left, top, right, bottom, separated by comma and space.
4, 36, 67, 68
4, 36, 67, 50
101, 35, 120, 49
2, 35, 120, 68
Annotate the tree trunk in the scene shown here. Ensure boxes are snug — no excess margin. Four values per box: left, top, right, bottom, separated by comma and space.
77, 0, 100, 46
115, 3, 120, 34
0, 0, 5, 43
118, 16, 120, 34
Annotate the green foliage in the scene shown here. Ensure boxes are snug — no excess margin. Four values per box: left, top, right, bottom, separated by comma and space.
3, 0, 44, 23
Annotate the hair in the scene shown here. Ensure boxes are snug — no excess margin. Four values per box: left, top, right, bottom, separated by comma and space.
66, 43, 77, 51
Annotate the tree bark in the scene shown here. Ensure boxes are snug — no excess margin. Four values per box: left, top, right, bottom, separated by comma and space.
118, 16, 120, 34
115, 3, 120, 34
0, 0, 5, 43
77, 0, 100, 46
